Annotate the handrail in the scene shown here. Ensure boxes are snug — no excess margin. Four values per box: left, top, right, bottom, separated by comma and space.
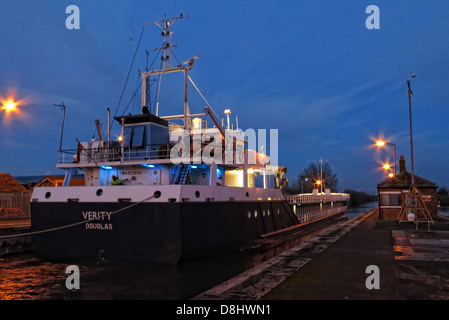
286, 193, 350, 204
57, 144, 172, 165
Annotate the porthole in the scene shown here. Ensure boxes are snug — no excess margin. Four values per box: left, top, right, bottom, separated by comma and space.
195, 191, 200, 198
245, 192, 249, 198
96, 189, 103, 196
153, 191, 161, 198
277, 208, 280, 215
267, 209, 270, 216
262, 209, 266, 217
45, 192, 51, 199
248, 211, 251, 219
254, 210, 258, 218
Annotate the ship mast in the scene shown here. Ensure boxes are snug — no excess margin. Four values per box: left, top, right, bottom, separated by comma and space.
141, 14, 199, 131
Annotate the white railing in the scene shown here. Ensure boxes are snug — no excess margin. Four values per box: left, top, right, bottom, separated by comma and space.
57, 145, 172, 165
286, 193, 350, 204
296, 206, 345, 224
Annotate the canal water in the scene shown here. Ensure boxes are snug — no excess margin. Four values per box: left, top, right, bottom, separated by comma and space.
0, 204, 376, 300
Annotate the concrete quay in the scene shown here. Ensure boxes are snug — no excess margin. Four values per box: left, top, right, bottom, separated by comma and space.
196, 207, 449, 300
0, 219, 32, 256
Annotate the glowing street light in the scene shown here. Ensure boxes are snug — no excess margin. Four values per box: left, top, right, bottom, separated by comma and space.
1, 100, 18, 113
315, 179, 323, 193
375, 140, 385, 147
375, 139, 397, 176
382, 163, 391, 170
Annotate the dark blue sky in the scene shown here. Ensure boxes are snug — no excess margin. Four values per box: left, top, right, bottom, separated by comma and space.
1, 1, 448, 193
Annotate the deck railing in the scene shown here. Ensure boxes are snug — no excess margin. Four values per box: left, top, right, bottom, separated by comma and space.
286, 193, 350, 204
57, 144, 173, 165
296, 206, 345, 224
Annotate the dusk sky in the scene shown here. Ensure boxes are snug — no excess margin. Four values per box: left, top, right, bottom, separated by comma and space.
0, 1, 448, 194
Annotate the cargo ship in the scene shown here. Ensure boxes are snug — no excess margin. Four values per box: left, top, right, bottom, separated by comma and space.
31, 16, 349, 263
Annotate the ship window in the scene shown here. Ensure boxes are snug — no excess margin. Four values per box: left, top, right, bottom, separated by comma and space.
45, 192, 51, 199
247, 211, 251, 219
254, 210, 258, 218
262, 209, 266, 216
153, 191, 161, 198
96, 189, 103, 196
123, 127, 133, 147
195, 191, 200, 198
245, 192, 249, 198
267, 209, 270, 216
132, 125, 145, 148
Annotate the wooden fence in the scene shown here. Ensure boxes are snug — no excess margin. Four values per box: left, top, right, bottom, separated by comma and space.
0, 192, 31, 220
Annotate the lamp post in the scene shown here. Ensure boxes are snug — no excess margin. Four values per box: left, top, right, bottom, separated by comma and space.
376, 140, 397, 176
301, 178, 308, 193
53, 101, 66, 152
407, 74, 415, 186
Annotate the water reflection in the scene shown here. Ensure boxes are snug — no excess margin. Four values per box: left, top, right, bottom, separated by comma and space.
439, 206, 449, 216
0, 254, 68, 300
345, 202, 377, 220
0, 204, 376, 300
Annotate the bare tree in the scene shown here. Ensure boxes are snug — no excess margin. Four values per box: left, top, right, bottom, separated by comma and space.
298, 162, 339, 193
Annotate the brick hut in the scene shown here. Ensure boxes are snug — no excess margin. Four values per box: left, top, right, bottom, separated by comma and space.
0, 173, 32, 218
377, 156, 438, 220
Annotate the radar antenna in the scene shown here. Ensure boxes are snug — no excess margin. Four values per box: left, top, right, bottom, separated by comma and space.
145, 14, 188, 70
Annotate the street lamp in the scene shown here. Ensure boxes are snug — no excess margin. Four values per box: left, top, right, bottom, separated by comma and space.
1, 100, 18, 113
53, 102, 66, 152
315, 179, 322, 193
407, 73, 416, 186
375, 139, 397, 176
301, 178, 308, 193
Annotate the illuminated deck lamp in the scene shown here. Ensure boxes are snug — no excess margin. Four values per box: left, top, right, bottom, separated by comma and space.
192, 117, 202, 130
224, 109, 231, 129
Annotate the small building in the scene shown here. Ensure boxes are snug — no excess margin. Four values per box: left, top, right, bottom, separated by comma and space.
34, 175, 85, 188
0, 173, 32, 219
377, 156, 438, 220
15, 175, 85, 190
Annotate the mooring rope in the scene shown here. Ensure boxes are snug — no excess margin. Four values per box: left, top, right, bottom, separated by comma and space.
0, 195, 155, 239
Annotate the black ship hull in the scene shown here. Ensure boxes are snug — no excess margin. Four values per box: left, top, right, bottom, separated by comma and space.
31, 200, 346, 263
